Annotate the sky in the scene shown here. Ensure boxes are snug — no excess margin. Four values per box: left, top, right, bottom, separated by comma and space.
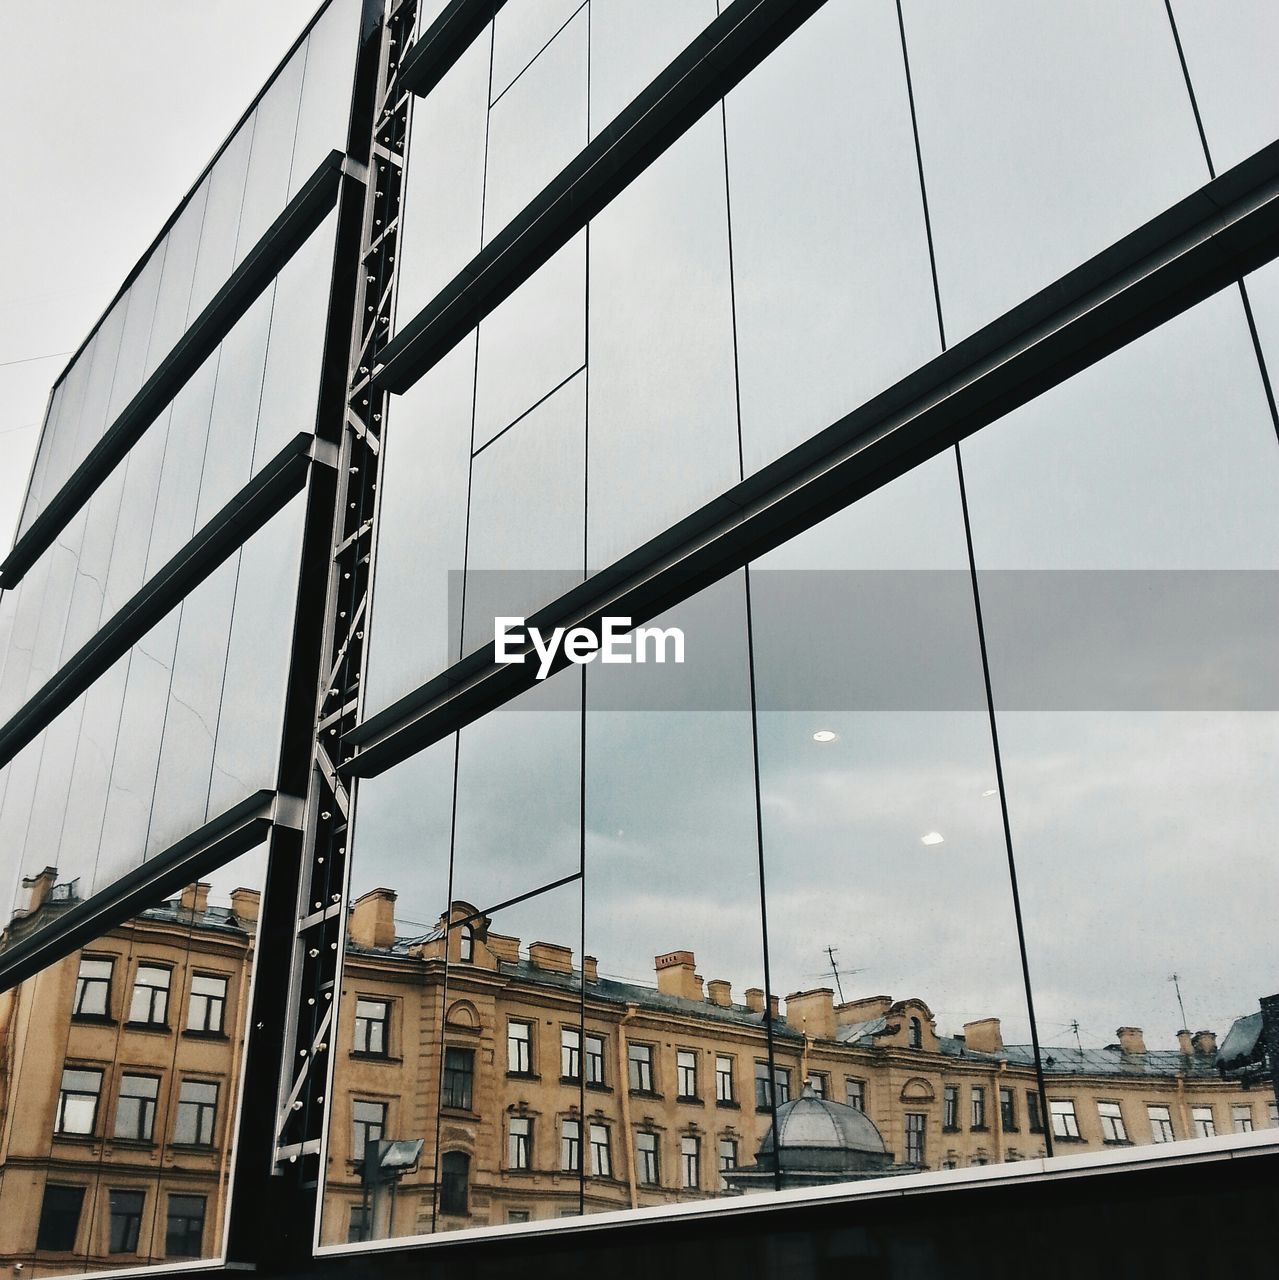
0, 0, 321, 551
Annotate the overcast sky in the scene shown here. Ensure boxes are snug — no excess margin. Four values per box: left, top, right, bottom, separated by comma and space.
0, 0, 320, 550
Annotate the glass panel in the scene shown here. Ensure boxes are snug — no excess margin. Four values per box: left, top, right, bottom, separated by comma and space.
144, 177, 211, 378
0, 849, 267, 1272
589, 0, 717, 136
186, 123, 254, 323
587, 114, 737, 572
585, 571, 772, 1207
473, 233, 586, 450
961, 291, 1279, 1157
362, 334, 475, 717
59, 464, 129, 661
482, 8, 587, 244
395, 29, 490, 327
106, 251, 166, 424
289, 0, 363, 200
491, 0, 584, 101
69, 295, 127, 463
40, 343, 95, 508
901, 0, 1209, 342
724, 0, 939, 475
463, 369, 585, 658
1171, 0, 1279, 173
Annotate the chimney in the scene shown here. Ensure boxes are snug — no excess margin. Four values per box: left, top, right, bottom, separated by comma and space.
963, 1018, 1003, 1055
229, 887, 260, 926
486, 931, 520, 963
768, 995, 780, 1021
1191, 1030, 1217, 1058
655, 950, 703, 1001
179, 883, 211, 916
20, 867, 58, 914
707, 980, 733, 1009
1177, 1029, 1194, 1055
786, 990, 835, 1039
582, 955, 598, 983
348, 887, 397, 948
529, 941, 574, 973
836, 995, 893, 1027
744, 988, 765, 1014
1116, 1026, 1146, 1056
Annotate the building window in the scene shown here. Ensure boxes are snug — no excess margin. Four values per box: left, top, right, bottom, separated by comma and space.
108, 1189, 145, 1253
507, 1209, 530, 1224
1232, 1104, 1254, 1133
680, 1135, 700, 1189
715, 1055, 735, 1103
351, 1099, 386, 1162
36, 1184, 85, 1252
458, 924, 474, 962
971, 1086, 986, 1129
347, 1204, 370, 1244
163, 1192, 205, 1257
1049, 1099, 1080, 1140
586, 1034, 605, 1086
846, 1078, 865, 1111
636, 1131, 659, 1185
55, 1068, 103, 1135
73, 957, 113, 1019
628, 1042, 654, 1093
128, 965, 170, 1025
442, 1047, 474, 1110
186, 973, 228, 1034
174, 1080, 218, 1146
508, 1116, 532, 1169
560, 1119, 581, 1172
114, 1074, 159, 1142
353, 998, 389, 1056
1098, 1101, 1128, 1143
440, 1152, 469, 1215
754, 1061, 789, 1110
508, 1020, 533, 1075
589, 1123, 612, 1177
1147, 1104, 1175, 1142
943, 1084, 958, 1130
1191, 1105, 1216, 1139
1000, 1087, 1016, 1131
1026, 1090, 1043, 1133
562, 1028, 581, 1080
805, 1072, 827, 1099
908, 1017, 923, 1048
718, 1138, 737, 1190
677, 1050, 698, 1099
905, 1113, 926, 1165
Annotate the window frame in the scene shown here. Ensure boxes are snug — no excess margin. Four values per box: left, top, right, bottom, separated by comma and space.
628, 1042, 655, 1094
185, 971, 229, 1035
508, 1019, 534, 1076
1049, 1098, 1081, 1141
1191, 1105, 1216, 1139
127, 964, 172, 1027
114, 1073, 161, 1143
351, 1098, 387, 1163
971, 1085, 987, 1130
636, 1130, 660, 1186
36, 1183, 86, 1253
715, 1054, 735, 1104
55, 1067, 104, 1137
166, 1193, 206, 1258
680, 1134, 700, 1189
676, 1048, 699, 1100
442, 1045, 475, 1111
561, 1027, 582, 1082
352, 997, 391, 1057
72, 955, 114, 1021
508, 1115, 532, 1170
589, 1122, 612, 1178
560, 1118, 581, 1172
1097, 1100, 1128, 1143
108, 1188, 146, 1254
1147, 1103, 1175, 1143
173, 1079, 220, 1147
439, 1151, 470, 1216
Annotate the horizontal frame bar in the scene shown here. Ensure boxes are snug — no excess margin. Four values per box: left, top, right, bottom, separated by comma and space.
0, 789, 299, 992
0, 432, 327, 771
374, 0, 826, 394
398, 0, 508, 99
346, 138, 1279, 777
1, 151, 347, 590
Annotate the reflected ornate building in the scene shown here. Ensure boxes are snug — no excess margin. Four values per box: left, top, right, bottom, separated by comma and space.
0, 875, 258, 1274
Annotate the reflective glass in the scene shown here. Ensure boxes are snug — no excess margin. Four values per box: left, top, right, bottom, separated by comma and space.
724, 0, 939, 475
187, 123, 254, 323
491, 0, 584, 101
59, 464, 128, 660
473, 232, 586, 450
289, 0, 363, 201
362, 335, 474, 717
588, 0, 717, 136
961, 290, 1279, 1156
68, 294, 127, 464
901, 0, 1209, 341
1171, 0, 1279, 173
105, 250, 165, 424
41, 344, 94, 510
483, 8, 587, 243
395, 30, 490, 328
587, 114, 737, 571
144, 177, 211, 378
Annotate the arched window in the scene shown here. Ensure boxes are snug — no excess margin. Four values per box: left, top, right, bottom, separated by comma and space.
458, 924, 473, 963
440, 1151, 469, 1216
908, 1016, 922, 1049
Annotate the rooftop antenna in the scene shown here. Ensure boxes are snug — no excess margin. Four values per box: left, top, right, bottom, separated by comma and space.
1068, 1019, 1084, 1058
803, 946, 867, 1004
1169, 972, 1190, 1031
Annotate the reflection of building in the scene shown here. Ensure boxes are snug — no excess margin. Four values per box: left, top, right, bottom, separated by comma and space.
319, 891, 1279, 1238
0, 877, 258, 1274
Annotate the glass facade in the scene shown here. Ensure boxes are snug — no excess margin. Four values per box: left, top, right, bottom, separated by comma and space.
3, 0, 1279, 1273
